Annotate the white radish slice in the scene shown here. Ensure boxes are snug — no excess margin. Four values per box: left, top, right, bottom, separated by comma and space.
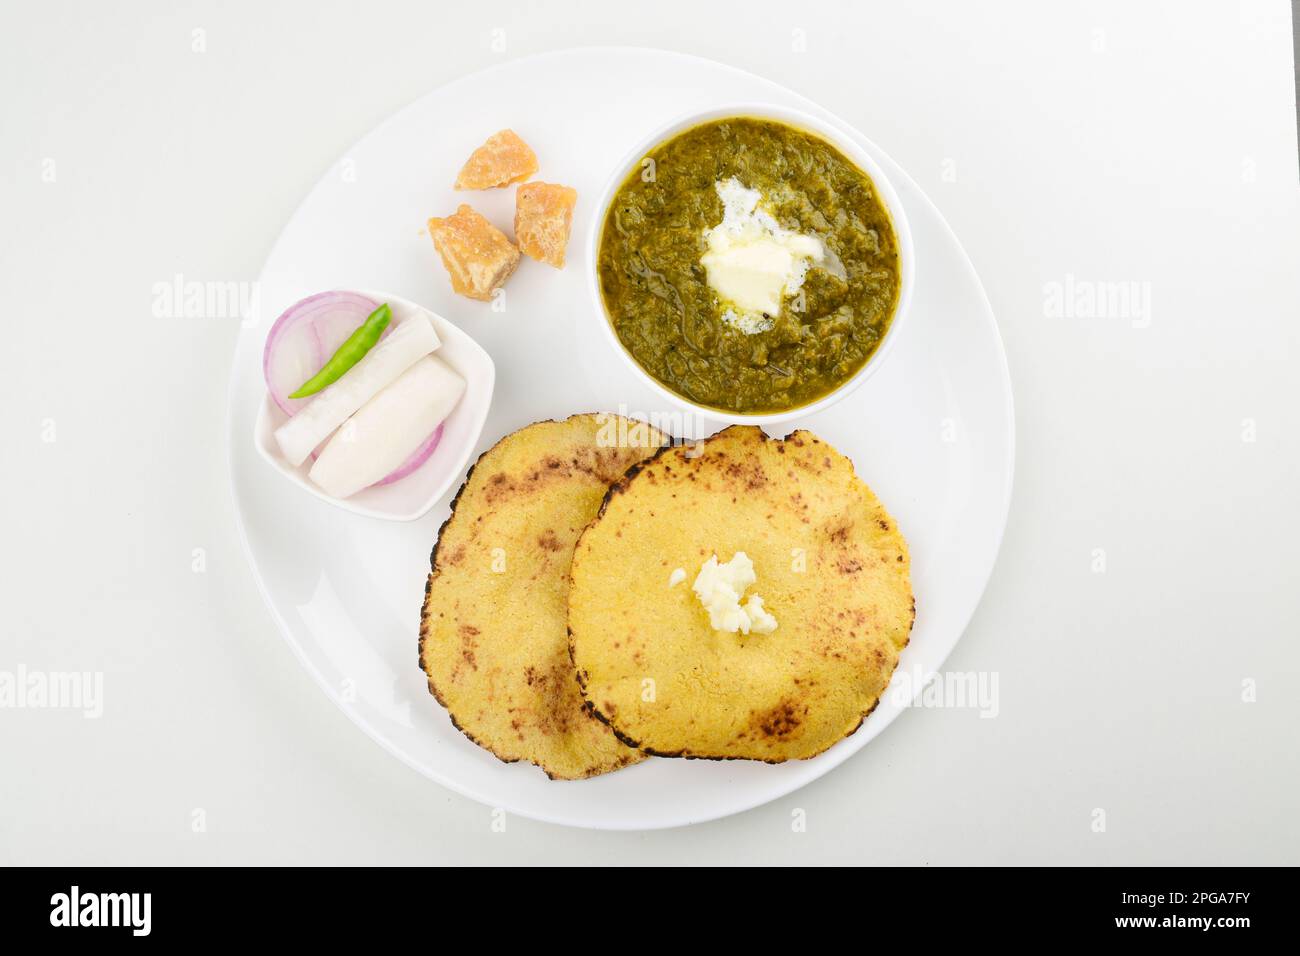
308, 356, 466, 499
273, 315, 440, 467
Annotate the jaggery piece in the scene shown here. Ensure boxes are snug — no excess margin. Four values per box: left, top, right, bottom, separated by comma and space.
514, 182, 577, 269
454, 129, 538, 190
428, 204, 520, 301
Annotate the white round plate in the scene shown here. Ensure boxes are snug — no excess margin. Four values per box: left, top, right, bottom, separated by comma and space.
227, 48, 1014, 830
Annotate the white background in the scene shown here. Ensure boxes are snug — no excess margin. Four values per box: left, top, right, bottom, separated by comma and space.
2, 0, 1296, 864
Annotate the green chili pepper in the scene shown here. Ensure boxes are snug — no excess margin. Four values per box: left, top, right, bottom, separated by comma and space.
289, 303, 392, 398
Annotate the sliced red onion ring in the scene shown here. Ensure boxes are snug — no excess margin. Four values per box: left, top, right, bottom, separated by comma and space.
262, 290, 383, 416
263, 291, 444, 487
371, 424, 444, 488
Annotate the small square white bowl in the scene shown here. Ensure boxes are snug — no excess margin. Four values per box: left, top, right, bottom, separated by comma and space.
253, 290, 494, 521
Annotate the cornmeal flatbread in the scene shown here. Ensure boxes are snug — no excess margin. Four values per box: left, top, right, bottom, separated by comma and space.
419, 414, 669, 780
515, 182, 577, 268
428, 204, 520, 301
454, 129, 538, 190
568, 425, 914, 762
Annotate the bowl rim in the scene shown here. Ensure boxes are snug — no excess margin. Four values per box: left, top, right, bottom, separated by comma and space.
252, 288, 495, 521
585, 101, 916, 426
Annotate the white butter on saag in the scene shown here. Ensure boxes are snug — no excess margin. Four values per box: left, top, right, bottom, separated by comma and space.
700, 178, 825, 334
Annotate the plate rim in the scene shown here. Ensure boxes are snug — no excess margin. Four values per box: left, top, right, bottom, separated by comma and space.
224, 45, 1016, 831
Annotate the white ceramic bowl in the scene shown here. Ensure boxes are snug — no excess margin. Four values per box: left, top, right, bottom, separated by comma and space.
586, 103, 915, 426
253, 290, 494, 521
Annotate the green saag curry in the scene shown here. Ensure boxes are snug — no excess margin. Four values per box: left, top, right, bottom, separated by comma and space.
597, 117, 901, 414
